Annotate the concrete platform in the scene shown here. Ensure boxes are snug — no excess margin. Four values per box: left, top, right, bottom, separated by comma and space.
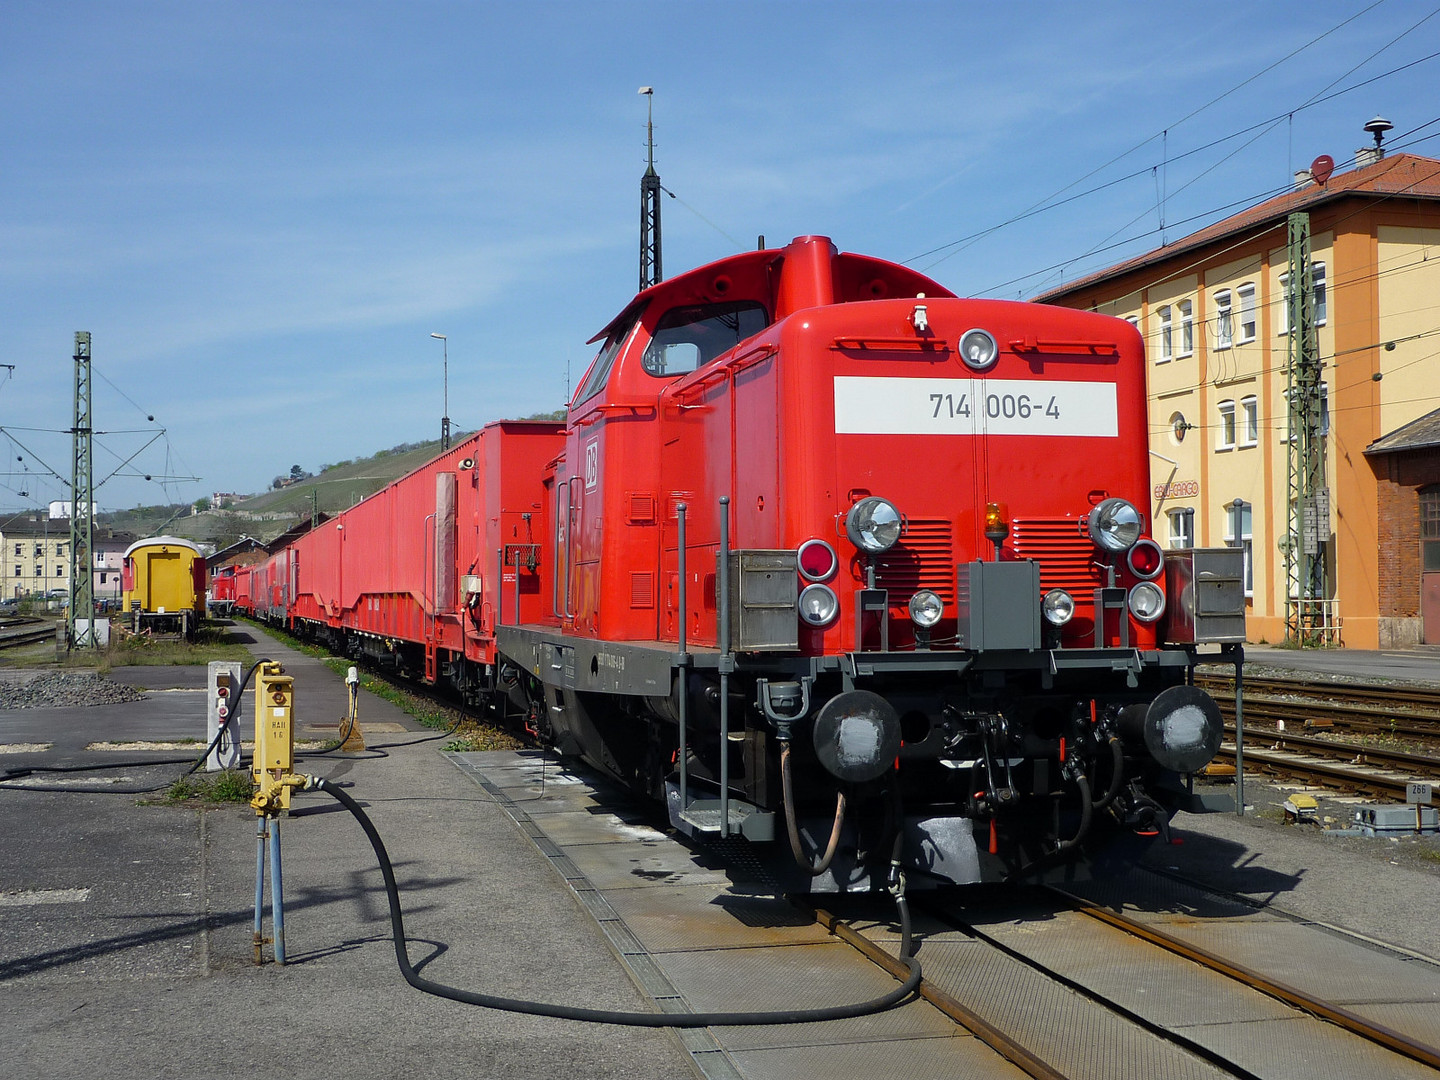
0, 630, 698, 1080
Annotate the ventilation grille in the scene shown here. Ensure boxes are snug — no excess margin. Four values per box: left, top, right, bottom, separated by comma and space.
875, 519, 954, 603
1011, 517, 1100, 594
627, 492, 656, 525
630, 572, 655, 609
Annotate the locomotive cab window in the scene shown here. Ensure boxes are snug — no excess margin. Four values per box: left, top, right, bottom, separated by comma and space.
575, 307, 644, 405
641, 301, 769, 377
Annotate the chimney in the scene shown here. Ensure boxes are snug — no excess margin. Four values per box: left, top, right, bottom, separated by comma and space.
1357, 115, 1394, 168
1294, 170, 1314, 190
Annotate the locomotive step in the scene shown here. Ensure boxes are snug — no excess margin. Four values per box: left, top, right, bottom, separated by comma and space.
667, 786, 775, 841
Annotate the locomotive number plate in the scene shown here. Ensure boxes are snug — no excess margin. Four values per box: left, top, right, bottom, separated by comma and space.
834, 377, 1118, 437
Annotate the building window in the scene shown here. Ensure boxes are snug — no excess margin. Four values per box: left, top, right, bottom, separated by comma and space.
56, 543, 65, 558
1240, 396, 1258, 447
1217, 400, 1236, 450
1124, 315, 1139, 329
1168, 507, 1195, 549
1179, 300, 1194, 356
1169, 411, 1189, 444
55, 565, 63, 578
13, 566, 19, 578
1278, 262, 1327, 333
1157, 305, 1173, 362
1214, 289, 1232, 350
1226, 500, 1253, 596
1238, 283, 1256, 343
33, 544, 42, 557
1320, 381, 1330, 436
12, 544, 19, 557
1423, 488, 1440, 571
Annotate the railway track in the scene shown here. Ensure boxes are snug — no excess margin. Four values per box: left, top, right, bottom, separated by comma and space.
1190, 672, 1440, 795
0, 618, 56, 650
825, 883, 1440, 1080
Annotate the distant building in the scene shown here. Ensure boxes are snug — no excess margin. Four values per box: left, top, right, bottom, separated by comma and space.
1, 514, 71, 598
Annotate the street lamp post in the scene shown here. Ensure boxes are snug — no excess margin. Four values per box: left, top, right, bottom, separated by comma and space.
430, 333, 450, 451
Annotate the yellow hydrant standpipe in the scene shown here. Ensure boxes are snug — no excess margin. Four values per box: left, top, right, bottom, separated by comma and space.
251, 662, 303, 965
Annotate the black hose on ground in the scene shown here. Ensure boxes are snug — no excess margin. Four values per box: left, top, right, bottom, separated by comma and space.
314, 776, 921, 1026
0, 657, 274, 793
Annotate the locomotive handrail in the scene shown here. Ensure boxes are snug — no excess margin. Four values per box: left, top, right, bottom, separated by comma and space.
829, 336, 952, 354
1006, 336, 1119, 357
571, 402, 656, 428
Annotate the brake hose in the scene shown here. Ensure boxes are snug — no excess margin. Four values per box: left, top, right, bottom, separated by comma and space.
311, 776, 922, 1026
779, 741, 847, 875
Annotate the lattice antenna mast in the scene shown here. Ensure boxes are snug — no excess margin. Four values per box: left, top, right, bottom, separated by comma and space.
1283, 212, 1327, 644
639, 86, 662, 291
68, 332, 96, 649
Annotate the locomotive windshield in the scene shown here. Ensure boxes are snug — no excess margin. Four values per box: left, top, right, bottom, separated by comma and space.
574, 306, 644, 405
642, 300, 769, 377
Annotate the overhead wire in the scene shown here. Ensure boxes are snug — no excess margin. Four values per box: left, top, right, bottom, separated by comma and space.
910, 5, 1428, 271
1028, 8, 1440, 294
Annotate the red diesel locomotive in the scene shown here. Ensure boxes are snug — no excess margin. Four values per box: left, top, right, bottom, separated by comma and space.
238, 235, 1239, 891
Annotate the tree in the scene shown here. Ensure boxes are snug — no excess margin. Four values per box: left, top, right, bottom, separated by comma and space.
289, 464, 304, 481
193, 497, 212, 513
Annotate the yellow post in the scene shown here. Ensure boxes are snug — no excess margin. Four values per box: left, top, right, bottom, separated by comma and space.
251, 662, 295, 813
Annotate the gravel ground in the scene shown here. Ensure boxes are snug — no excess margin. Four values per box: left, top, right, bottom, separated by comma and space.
0, 671, 149, 709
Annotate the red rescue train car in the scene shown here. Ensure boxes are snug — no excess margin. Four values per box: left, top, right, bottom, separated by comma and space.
242, 235, 1240, 891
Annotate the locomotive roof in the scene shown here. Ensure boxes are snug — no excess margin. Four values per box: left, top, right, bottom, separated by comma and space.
588, 235, 957, 345
123, 535, 201, 559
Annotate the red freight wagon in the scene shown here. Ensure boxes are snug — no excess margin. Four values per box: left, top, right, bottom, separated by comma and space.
284, 421, 564, 686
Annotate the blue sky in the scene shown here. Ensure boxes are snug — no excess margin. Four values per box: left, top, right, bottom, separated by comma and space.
2, 1, 1436, 511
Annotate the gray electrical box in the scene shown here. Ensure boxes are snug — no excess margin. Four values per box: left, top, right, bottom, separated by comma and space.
728, 550, 799, 652
1163, 548, 1246, 644
955, 560, 1042, 651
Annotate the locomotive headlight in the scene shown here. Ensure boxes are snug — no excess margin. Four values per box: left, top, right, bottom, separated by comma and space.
959, 328, 1000, 371
798, 583, 840, 627
845, 497, 902, 554
908, 589, 943, 628
1042, 588, 1074, 626
1086, 497, 1143, 552
1128, 581, 1165, 622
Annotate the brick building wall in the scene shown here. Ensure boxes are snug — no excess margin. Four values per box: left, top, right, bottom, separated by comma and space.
1371, 445, 1440, 644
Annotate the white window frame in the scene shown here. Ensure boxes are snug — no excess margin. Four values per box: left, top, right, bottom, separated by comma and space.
1277, 261, 1327, 334
1237, 283, 1256, 343
1178, 300, 1194, 357
1240, 396, 1258, 447
1214, 289, 1233, 350
1217, 399, 1236, 450
1226, 500, 1254, 597
1157, 305, 1173, 362
1167, 507, 1195, 549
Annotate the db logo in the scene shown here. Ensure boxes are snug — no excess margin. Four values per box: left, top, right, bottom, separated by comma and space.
584, 439, 599, 492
